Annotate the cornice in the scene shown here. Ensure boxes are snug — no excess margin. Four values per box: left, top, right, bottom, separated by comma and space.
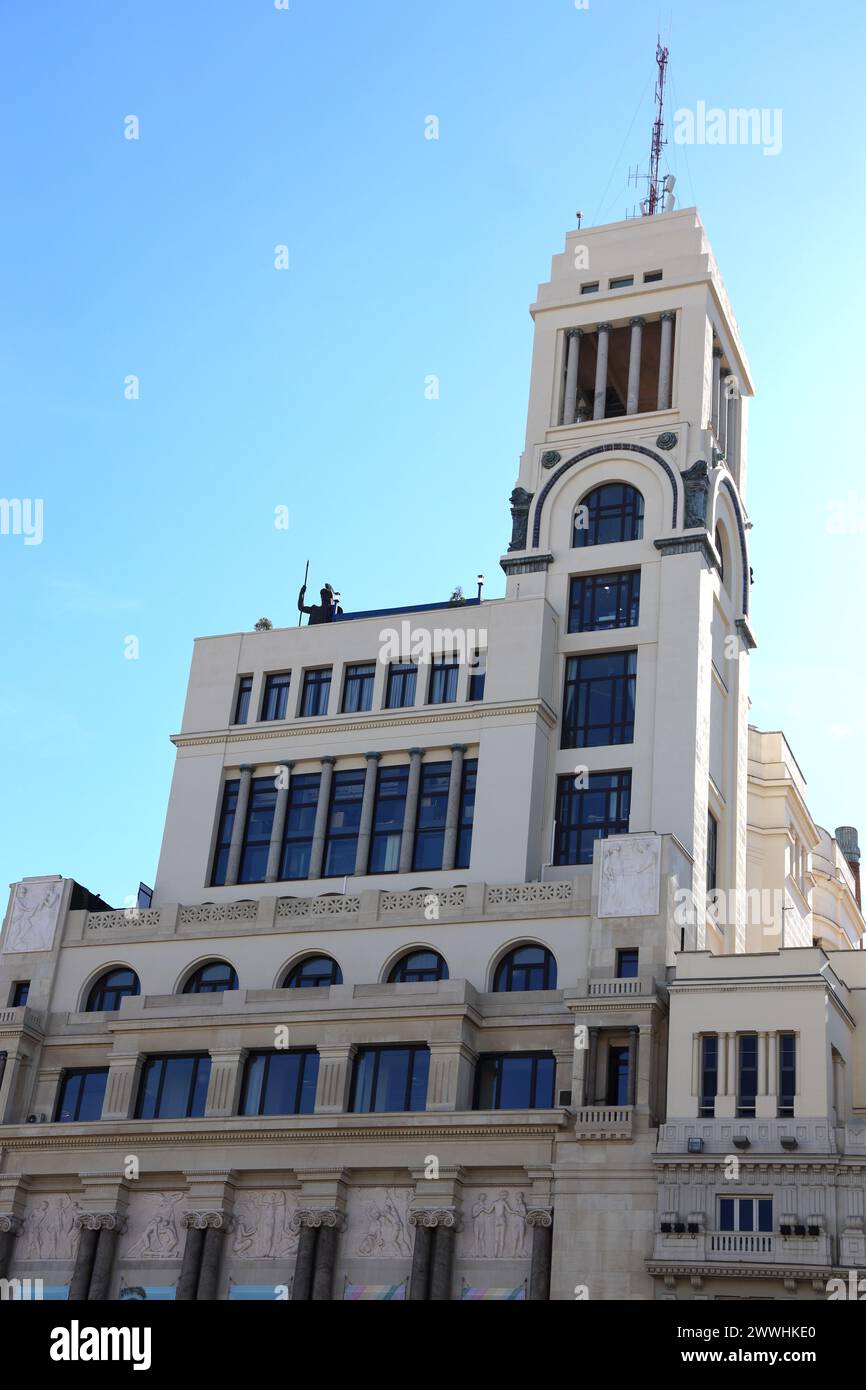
646, 1261, 837, 1282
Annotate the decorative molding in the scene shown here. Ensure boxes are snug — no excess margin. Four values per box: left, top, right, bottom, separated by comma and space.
531, 442, 679, 547
291, 1208, 344, 1231
736, 616, 758, 651
75, 1212, 127, 1233
655, 431, 678, 451
409, 1208, 459, 1230
486, 883, 571, 907
182, 1210, 230, 1231
500, 553, 554, 576
0, 1215, 22, 1235
654, 534, 717, 566
525, 1208, 553, 1229
541, 451, 561, 469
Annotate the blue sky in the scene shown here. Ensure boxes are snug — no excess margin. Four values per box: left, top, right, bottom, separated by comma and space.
1, 0, 864, 906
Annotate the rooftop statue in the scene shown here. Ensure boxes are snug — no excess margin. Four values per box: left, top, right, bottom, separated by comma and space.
298, 581, 342, 625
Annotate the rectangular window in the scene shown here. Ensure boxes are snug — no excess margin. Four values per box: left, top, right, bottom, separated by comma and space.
211, 779, 240, 886
240, 1050, 319, 1116
568, 571, 640, 633
700, 1035, 718, 1118
261, 672, 291, 722
644, 269, 663, 283
609, 275, 634, 289
467, 651, 487, 702
239, 776, 277, 884
300, 667, 332, 718
719, 1197, 772, 1234
707, 811, 719, 893
136, 1055, 212, 1120
580, 282, 599, 295
475, 1053, 556, 1110
456, 758, 478, 870
553, 770, 632, 866
737, 1035, 758, 1117
428, 655, 459, 705
279, 772, 321, 881
54, 1069, 108, 1122
341, 662, 376, 714
368, 765, 408, 874
385, 661, 417, 709
605, 1045, 630, 1105
778, 1033, 796, 1118
10, 981, 29, 1007
233, 675, 253, 725
413, 761, 451, 870
561, 650, 637, 748
350, 1046, 430, 1113
323, 768, 366, 877
616, 949, 639, 979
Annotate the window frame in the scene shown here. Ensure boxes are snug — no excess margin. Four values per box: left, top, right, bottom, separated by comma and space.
341, 662, 376, 714
368, 764, 408, 874
261, 671, 291, 722
323, 767, 367, 877
385, 661, 417, 709
553, 770, 632, 866
493, 944, 557, 993
240, 1049, 319, 1116
387, 950, 449, 984
183, 961, 238, 995
718, 1196, 773, 1234
349, 1044, 430, 1114
561, 649, 637, 749
86, 968, 140, 1013
700, 1034, 718, 1118
135, 1054, 212, 1121
737, 1034, 759, 1118
573, 483, 645, 549
428, 655, 459, 705
474, 1052, 556, 1110
210, 778, 240, 887
299, 667, 333, 718
233, 675, 253, 726
412, 760, 452, 870
283, 955, 342, 989
54, 1068, 109, 1123
567, 570, 641, 634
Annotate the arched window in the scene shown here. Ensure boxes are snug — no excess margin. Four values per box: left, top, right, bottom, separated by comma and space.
574, 483, 644, 547
493, 945, 557, 992
182, 961, 238, 994
715, 525, 728, 589
86, 967, 140, 1012
388, 950, 449, 984
283, 955, 343, 989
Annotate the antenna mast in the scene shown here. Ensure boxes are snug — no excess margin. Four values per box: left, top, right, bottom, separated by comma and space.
644, 38, 669, 216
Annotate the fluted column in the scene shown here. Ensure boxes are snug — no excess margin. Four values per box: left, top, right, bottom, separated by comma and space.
398, 748, 424, 873
593, 323, 612, 420
711, 347, 723, 436
265, 761, 293, 883
584, 1027, 599, 1105
627, 1026, 639, 1107
657, 311, 675, 410
0, 1216, 22, 1279
196, 1214, 228, 1301
562, 328, 582, 424
224, 764, 254, 887
87, 1215, 125, 1301
527, 1209, 553, 1301
626, 317, 644, 415
69, 1218, 100, 1300
308, 756, 336, 880
291, 1224, 317, 1300
441, 744, 466, 872
354, 752, 381, 876
291, 1209, 343, 1302
176, 1217, 205, 1301
408, 1215, 435, 1300
409, 1210, 458, 1301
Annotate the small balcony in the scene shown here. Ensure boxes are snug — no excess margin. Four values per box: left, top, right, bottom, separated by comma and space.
650, 1229, 832, 1267
574, 1104, 633, 1140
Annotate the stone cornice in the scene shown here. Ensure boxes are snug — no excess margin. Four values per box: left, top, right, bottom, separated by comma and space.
646, 1261, 836, 1282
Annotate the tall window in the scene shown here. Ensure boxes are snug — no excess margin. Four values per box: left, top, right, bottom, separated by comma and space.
323, 769, 366, 876
778, 1034, 796, 1118
573, 484, 644, 548
494, 945, 557, 992
183, 961, 238, 994
369, 765, 408, 873
350, 1046, 430, 1113
261, 672, 291, 722
568, 571, 640, 633
386, 661, 417, 709
136, 1056, 211, 1120
240, 1050, 319, 1116
388, 950, 448, 983
10, 981, 30, 1007
719, 1197, 772, 1234
279, 772, 321, 880
700, 1035, 718, 1118
737, 1035, 758, 1117
211, 779, 240, 886
240, 777, 277, 883
476, 1054, 555, 1110
554, 771, 632, 866
300, 667, 332, 717
283, 956, 342, 988
616, 949, 639, 979
342, 662, 375, 714
55, 1069, 108, 1122
707, 811, 719, 893
561, 650, 637, 748
456, 758, 478, 869
468, 651, 487, 701
413, 761, 451, 869
233, 675, 253, 725
605, 1046, 630, 1105
86, 968, 140, 1013
428, 655, 459, 705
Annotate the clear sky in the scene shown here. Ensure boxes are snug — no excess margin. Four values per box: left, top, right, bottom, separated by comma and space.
1, 0, 864, 907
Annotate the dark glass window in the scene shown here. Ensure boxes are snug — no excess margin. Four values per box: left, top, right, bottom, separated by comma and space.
456, 758, 478, 870
279, 772, 321, 881
240, 1050, 319, 1116
468, 651, 487, 702
700, 1035, 718, 1118
715, 526, 726, 585
561, 650, 636, 748
240, 776, 277, 884
779, 1034, 796, 1118
211, 779, 240, 886
350, 1046, 430, 1113
413, 761, 451, 870
428, 656, 459, 705
10, 981, 30, 1007
553, 771, 632, 866
262, 672, 291, 722
719, 1198, 772, 1234
476, 1054, 555, 1110
605, 1046, 630, 1105
737, 1035, 758, 1117
369, 765, 408, 873
573, 484, 644, 547
388, 950, 449, 983
386, 661, 417, 709
86, 968, 140, 1013
342, 663, 376, 713
233, 675, 253, 725
707, 811, 719, 893
54, 1069, 108, 1122
493, 945, 557, 992
183, 961, 238, 995
616, 949, 639, 979
136, 1056, 211, 1120
568, 571, 640, 633
300, 668, 332, 717
283, 956, 342, 988
323, 769, 366, 876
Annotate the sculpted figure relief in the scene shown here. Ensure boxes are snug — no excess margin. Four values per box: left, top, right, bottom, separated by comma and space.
19, 1195, 81, 1261
126, 1193, 184, 1259
230, 1192, 299, 1260
351, 1189, 412, 1258
467, 1190, 531, 1260
3, 879, 63, 953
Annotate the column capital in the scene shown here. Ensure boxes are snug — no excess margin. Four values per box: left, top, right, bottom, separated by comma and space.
596, 321, 613, 333
449, 743, 467, 754
408, 747, 425, 757
238, 763, 256, 774
182, 1210, 230, 1231
629, 316, 646, 328
363, 750, 382, 761
712, 345, 724, 358
320, 755, 336, 766
660, 310, 676, 322
291, 1207, 345, 1232
526, 1208, 553, 1229
275, 758, 294, 770
409, 1208, 460, 1230
566, 326, 583, 338
74, 1212, 127, 1233
0, 1214, 22, 1235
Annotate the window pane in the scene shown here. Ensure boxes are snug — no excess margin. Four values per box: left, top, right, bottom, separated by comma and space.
738, 1199, 754, 1232
159, 1057, 195, 1117
534, 1056, 556, 1108
375, 1049, 411, 1111
409, 1049, 430, 1110
241, 1053, 267, 1116
498, 1056, 533, 1108
719, 1198, 734, 1232
78, 1070, 108, 1121
190, 1059, 211, 1117
56, 1073, 83, 1122
477, 1058, 498, 1109
757, 1199, 773, 1233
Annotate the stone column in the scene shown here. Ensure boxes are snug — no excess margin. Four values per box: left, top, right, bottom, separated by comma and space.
291, 1210, 342, 1301
727, 1033, 737, 1096
313, 1043, 355, 1114
308, 756, 336, 880
657, 311, 675, 410
626, 317, 645, 415
441, 744, 466, 872
767, 1032, 779, 1107
711, 347, 723, 436
196, 1214, 228, 1301
527, 1209, 553, 1301
627, 1026, 639, 1107
726, 390, 741, 476
69, 1218, 100, 1300
425, 1211, 458, 1301
224, 764, 255, 887
0, 1216, 22, 1279
691, 1036, 701, 1100
176, 1217, 206, 1301
718, 374, 731, 456
562, 328, 582, 425
717, 1031, 728, 1096
584, 1027, 599, 1105
398, 749, 424, 873
204, 1049, 247, 1119
101, 1053, 142, 1121
426, 1040, 475, 1112
593, 323, 612, 420
87, 1215, 125, 1301
408, 1218, 434, 1300
354, 752, 381, 877
265, 761, 293, 883
311, 1218, 340, 1301
757, 1033, 768, 1095
291, 1223, 317, 1300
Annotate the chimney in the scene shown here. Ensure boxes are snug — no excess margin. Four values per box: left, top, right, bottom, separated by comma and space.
835, 826, 861, 909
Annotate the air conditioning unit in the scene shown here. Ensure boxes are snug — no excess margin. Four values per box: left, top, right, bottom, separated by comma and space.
780, 1224, 792, 1236
794, 1224, 807, 1237
807, 1226, 820, 1238
687, 1223, 700, 1235
558, 1089, 573, 1107
26, 1113, 46, 1124
673, 1223, 686, 1234
660, 1222, 673, 1234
